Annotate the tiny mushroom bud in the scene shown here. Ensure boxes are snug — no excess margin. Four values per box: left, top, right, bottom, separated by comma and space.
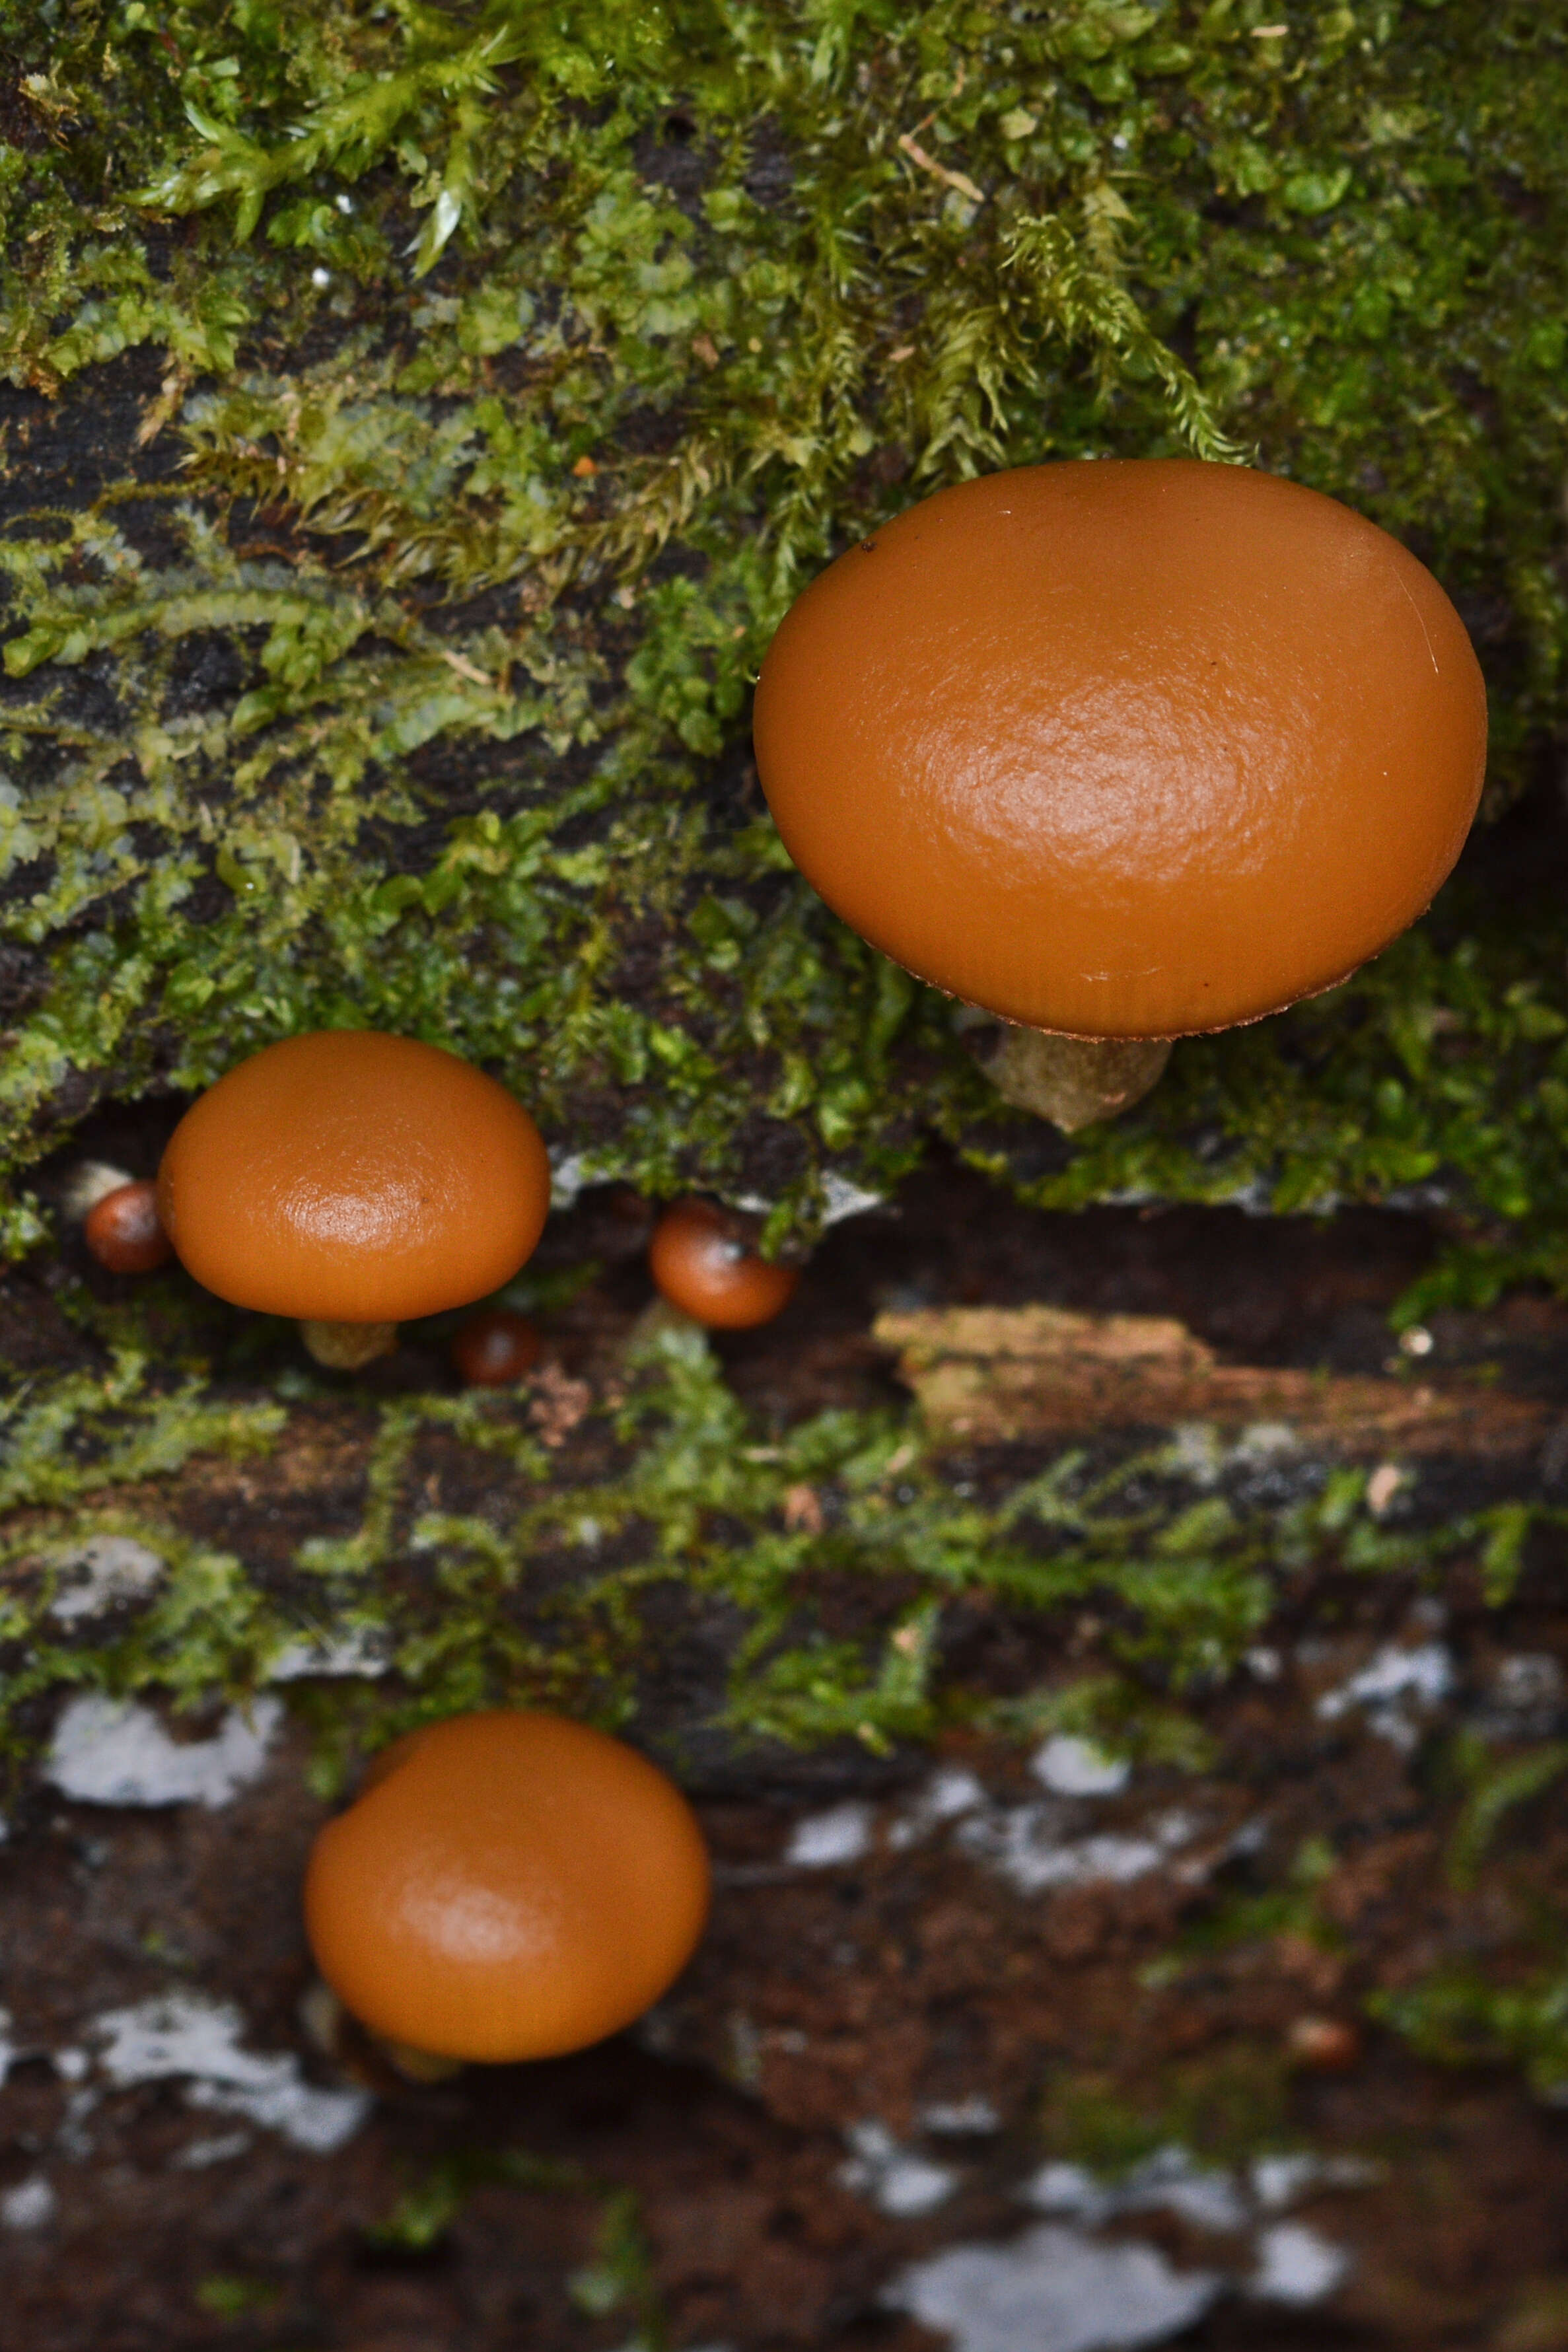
304, 1711, 711, 2063
83, 1179, 172, 1275
754, 461, 1487, 1128
649, 1197, 799, 1330
157, 1033, 550, 1365
1287, 2014, 1362, 2072
451, 1308, 541, 1386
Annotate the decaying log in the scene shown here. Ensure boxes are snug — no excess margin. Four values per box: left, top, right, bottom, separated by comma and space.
873, 1303, 1560, 1457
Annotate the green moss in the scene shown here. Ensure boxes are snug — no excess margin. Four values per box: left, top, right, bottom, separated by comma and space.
6, 1319, 1565, 1782
1, 0, 1567, 1264
193, 2273, 282, 2322
366, 2143, 596, 2252
365, 2144, 668, 2345
1371, 1964, 1568, 2102
1040, 2044, 1295, 2174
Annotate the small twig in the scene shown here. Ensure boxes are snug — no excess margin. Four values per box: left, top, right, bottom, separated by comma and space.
438, 647, 494, 686
134, 369, 191, 449
896, 131, 984, 207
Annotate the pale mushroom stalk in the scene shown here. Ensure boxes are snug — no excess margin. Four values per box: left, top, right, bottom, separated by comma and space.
982, 1028, 1173, 1133
299, 1319, 400, 1371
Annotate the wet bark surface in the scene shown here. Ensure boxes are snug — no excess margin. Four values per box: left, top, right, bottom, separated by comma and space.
5, 1164, 1568, 2350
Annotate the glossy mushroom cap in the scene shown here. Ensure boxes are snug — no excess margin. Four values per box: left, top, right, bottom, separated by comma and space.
754, 460, 1487, 1039
304, 1711, 711, 2063
451, 1308, 541, 1386
649, 1199, 799, 1330
157, 1033, 550, 1322
84, 1179, 172, 1275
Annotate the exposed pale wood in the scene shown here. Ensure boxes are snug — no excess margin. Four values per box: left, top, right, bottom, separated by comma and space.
873, 1303, 1559, 1456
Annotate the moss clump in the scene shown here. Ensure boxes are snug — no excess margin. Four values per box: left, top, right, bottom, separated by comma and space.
5, 1316, 1565, 1787
1039, 2045, 1296, 2176
1372, 1964, 1568, 2104
0, 1, 1567, 1267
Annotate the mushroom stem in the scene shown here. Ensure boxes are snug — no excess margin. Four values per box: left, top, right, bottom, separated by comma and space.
982, 1026, 1172, 1133
378, 2038, 466, 2084
299, 1319, 399, 1371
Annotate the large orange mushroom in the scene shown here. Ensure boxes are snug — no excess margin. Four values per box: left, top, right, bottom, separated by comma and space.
754, 460, 1487, 1127
304, 1711, 711, 2063
157, 1032, 550, 1366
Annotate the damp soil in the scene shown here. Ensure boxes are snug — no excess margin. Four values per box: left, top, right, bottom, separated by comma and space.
7, 1169, 1568, 2349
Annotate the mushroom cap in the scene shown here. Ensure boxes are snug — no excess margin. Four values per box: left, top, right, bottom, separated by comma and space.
157, 1032, 550, 1322
83, 1180, 172, 1276
304, 1711, 711, 2063
754, 460, 1487, 1038
451, 1308, 542, 1387
649, 1198, 800, 1330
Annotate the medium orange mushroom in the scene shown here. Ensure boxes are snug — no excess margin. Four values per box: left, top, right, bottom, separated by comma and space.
157, 1032, 550, 1367
304, 1711, 711, 2064
649, 1197, 799, 1330
754, 460, 1487, 1127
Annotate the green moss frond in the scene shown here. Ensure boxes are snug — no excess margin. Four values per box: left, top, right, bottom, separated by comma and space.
3, 1, 1565, 1258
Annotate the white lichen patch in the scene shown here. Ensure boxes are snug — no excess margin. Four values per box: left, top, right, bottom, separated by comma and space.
1032, 1736, 1131, 1799
1106, 2148, 1248, 2236
1023, 2146, 1246, 2236
265, 1627, 389, 1682
1316, 1643, 1454, 1750
1249, 2153, 1382, 2210
174, 2130, 255, 2170
46, 1694, 282, 1808
59, 1160, 135, 1220
0, 2174, 57, 2231
820, 1171, 888, 1226
46, 1536, 166, 1623
1250, 2221, 1350, 2304
92, 1991, 369, 2154
888, 1766, 987, 1850
1485, 1665, 1568, 1740
958, 1802, 1196, 1896
546, 1148, 615, 1210
921, 2096, 1002, 2137
886, 2222, 1220, 2352
1229, 1421, 1299, 1461
839, 2121, 958, 2218
784, 1800, 875, 1867
1169, 1423, 1223, 1487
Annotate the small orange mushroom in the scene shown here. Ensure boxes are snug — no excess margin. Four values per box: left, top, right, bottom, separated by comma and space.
649, 1197, 799, 1329
83, 1178, 173, 1275
304, 1710, 711, 2064
451, 1307, 542, 1386
1286, 2015, 1362, 2072
157, 1032, 550, 1367
754, 460, 1487, 1125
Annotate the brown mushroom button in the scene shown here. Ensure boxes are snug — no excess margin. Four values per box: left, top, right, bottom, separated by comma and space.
649, 1198, 799, 1329
451, 1308, 542, 1386
754, 460, 1487, 1039
304, 1711, 711, 2063
157, 1032, 550, 1322
83, 1179, 172, 1275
